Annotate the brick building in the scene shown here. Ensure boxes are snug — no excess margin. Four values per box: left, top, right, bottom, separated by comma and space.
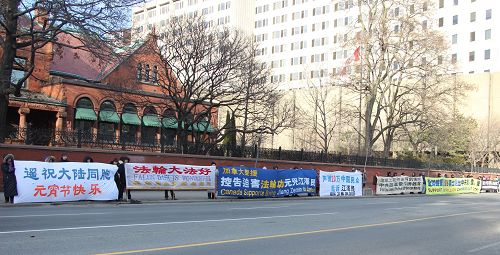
4, 32, 216, 148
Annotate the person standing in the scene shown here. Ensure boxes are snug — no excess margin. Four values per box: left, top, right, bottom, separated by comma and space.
117, 157, 129, 200
2, 154, 18, 203
207, 162, 217, 199
60, 154, 69, 162
44, 156, 56, 162
83, 156, 94, 163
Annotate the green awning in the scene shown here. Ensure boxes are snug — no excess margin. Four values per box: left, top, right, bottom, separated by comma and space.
162, 117, 178, 129
193, 121, 215, 133
99, 110, 120, 123
122, 112, 141, 125
142, 115, 161, 127
75, 108, 97, 121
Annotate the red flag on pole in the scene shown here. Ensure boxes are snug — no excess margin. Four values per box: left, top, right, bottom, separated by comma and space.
339, 47, 361, 76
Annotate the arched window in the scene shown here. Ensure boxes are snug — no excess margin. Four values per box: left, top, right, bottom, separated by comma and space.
74, 97, 96, 140
152, 66, 158, 83
76, 97, 94, 109
121, 103, 139, 144
137, 63, 142, 80
145, 64, 150, 81
142, 106, 159, 145
123, 103, 137, 114
98, 100, 118, 142
161, 109, 177, 146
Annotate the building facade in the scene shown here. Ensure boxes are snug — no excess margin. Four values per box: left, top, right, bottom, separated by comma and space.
4, 33, 216, 149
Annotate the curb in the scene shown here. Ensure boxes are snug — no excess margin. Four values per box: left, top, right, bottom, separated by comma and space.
0, 193, 473, 208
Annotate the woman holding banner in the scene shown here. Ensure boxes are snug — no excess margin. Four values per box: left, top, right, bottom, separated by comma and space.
2, 154, 18, 203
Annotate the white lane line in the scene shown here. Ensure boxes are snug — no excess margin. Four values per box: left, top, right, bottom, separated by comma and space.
230, 203, 305, 210
0, 212, 338, 235
384, 207, 419, 210
468, 241, 500, 253
230, 206, 292, 210
0, 212, 109, 218
365, 201, 399, 205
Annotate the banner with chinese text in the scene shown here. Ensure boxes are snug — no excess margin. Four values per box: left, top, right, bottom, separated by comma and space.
376, 176, 424, 195
319, 171, 362, 197
425, 178, 481, 195
125, 163, 215, 190
480, 180, 499, 192
217, 167, 317, 198
14, 161, 118, 204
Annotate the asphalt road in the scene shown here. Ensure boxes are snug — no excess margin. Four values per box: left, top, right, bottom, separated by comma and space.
1, 194, 500, 255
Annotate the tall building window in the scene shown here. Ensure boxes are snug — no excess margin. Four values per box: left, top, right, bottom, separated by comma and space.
439, 0, 444, 8
452, 34, 458, 44
152, 66, 158, 83
452, 53, 457, 64
486, 9, 492, 20
438, 17, 443, 27
137, 63, 142, 80
453, 15, 458, 25
454, 0, 458, 5
145, 64, 150, 81
469, 51, 475, 62
470, 12, 476, 22
470, 31, 475, 42
485, 29, 491, 40
485, 49, 491, 60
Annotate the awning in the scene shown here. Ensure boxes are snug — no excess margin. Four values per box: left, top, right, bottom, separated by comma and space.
193, 121, 215, 133
122, 112, 141, 125
162, 117, 178, 129
75, 108, 97, 121
99, 110, 120, 123
142, 115, 161, 127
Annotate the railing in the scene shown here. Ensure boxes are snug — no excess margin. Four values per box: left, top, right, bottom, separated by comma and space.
3, 127, 500, 173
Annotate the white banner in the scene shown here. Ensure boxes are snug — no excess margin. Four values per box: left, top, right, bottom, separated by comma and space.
14, 161, 118, 204
376, 176, 424, 195
481, 180, 499, 191
125, 163, 215, 190
319, 171, 362, 197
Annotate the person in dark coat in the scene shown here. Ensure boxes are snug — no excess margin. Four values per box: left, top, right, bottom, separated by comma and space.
118, 157, 131, 200
2, 154, 18, 203
60, 154, 69, 162
110, 158, 121, 200
83, 156, 94, 163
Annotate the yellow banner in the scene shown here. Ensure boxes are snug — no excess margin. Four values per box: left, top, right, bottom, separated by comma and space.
425, 178, 481, 195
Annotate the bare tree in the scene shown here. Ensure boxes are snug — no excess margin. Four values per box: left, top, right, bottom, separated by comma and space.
0, 0, 141, 142
336, 0, 466, 156
151, 15, 249, 152
299, 79, 339, 153
232, 40, 292, 149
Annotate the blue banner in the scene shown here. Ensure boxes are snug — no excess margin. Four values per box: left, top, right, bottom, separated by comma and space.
217, 166, 317, 198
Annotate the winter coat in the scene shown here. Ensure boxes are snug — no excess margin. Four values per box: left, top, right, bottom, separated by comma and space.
2, 155, 18, 197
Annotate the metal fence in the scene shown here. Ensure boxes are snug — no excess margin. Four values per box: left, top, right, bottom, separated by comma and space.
3, 127, 500, 173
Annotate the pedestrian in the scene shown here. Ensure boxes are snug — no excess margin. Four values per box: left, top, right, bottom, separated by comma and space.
2, 154, 18, 203
444, 174, 448, 178
437, 173, 442, 177
387, 171, 392, 177
83, 156, 94, 163
60, 154, 69, 162
44, 155, 56, 162
400, 172, 405, 176
393, 172, 398, 177
412, 172, 416, 177
207, 162, 217, 199
110, 158, 121, 200
118, 156, 130, 200
272, 166, 279, 170
419, 172, 426, 194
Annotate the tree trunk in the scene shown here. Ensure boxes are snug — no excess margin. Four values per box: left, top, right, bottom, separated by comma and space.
363, 94, 376, 156
0, 0, 19, 143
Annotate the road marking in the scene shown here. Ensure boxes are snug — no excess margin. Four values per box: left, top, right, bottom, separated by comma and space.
383, 206, 419, 210
230, 203, 305, 210
0, 212, 338, 235
468, 241, 500, 253
230, 206, 292, 210
0, 212, 108, 218
95, 209, 500, 255
365, 201, 399, 205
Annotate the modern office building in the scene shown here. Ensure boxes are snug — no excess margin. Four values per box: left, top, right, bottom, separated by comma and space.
131, 0, 500, 150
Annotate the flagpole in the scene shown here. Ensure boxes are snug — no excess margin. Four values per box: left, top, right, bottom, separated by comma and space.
357, 47, 362, 156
